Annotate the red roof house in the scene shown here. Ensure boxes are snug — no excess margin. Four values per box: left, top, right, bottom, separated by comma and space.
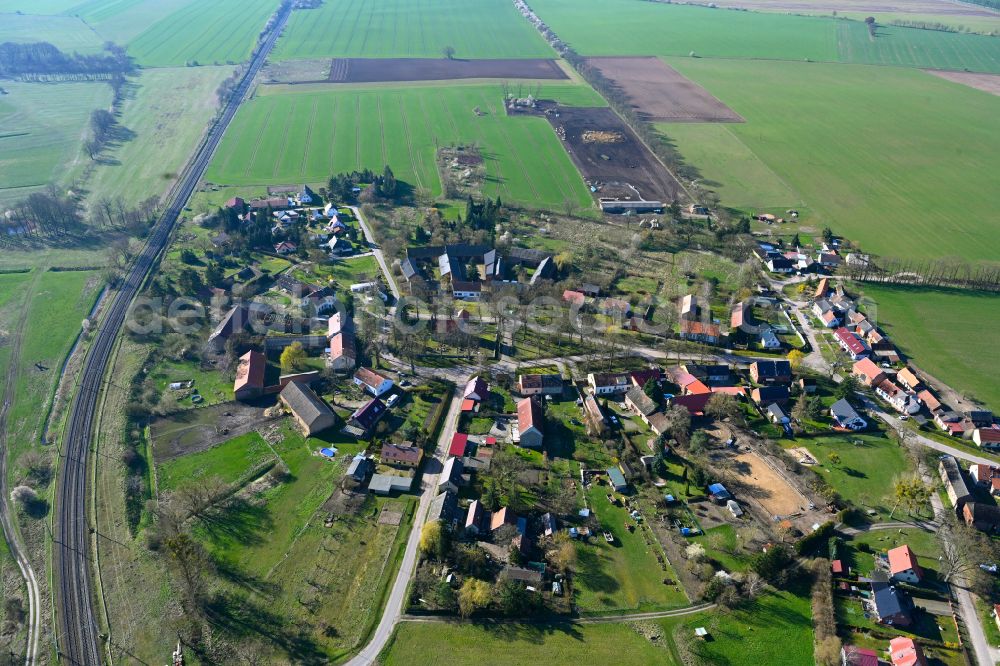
887, 545, 923, 584
889, 636, 927, 666
449, 433, 469, 457
234, 350, 266, 400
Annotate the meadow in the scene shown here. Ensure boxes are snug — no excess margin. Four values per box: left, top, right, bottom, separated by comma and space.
74, 66, 230, 206
156, 431, 275, 492
380, 589, 814, 665
125, 0, 277, 67
858, 284, 1000, 411
0, 81, 113, 205
665, 58, 1000, 262
530, 0, 1000, 72
206, 82, 601, 211
271, 0, 554, 61
658, 123, 802, 210
779, 433, 911, 518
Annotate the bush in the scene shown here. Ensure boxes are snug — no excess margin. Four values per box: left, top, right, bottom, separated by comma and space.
796, 521, 835, 556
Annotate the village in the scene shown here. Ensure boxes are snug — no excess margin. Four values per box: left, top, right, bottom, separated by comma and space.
133, 180, 1000, 666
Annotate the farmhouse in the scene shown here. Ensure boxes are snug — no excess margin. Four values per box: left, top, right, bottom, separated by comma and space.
279, 381, 337, 436
350, 398, 387, 433
381, 443, 423, 468
751, 386, 790, 408
679, 319, 721, 344
868, 571, 912, 626
834, 327, 868, 360
888, 636, 927, 666
353, 367, 393, 397
587, 372, 630, 394
974, 428, 1000, 450
233, 350, 266, 401
852, 358, 887, 387
887, 545, 923, 584
830, 399, 866, 430
208, 304, 250, 352
438, 457, 464, 494
749, 360, 791, 385
518, 373, 563, 396
516, 397, 544, 449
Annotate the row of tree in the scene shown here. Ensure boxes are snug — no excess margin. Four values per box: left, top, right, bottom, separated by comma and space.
843, 254, 1000, 292
0, 41, 133, 79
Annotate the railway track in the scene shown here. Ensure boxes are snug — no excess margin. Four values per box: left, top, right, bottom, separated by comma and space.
52, 5, 291, 664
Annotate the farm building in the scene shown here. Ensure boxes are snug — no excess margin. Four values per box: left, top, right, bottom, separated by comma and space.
233, 350, 266, 401
518, 373, 563, 396
353, 367, 394, 396
598, 199, 663, 214
516, 397, 544, 448
607, 467, 628, 492
939, 455, 972, 514
368, 474, 414, 496
279, 381, 337, 436
749, 360, 791, 384
381, 443, 423, 468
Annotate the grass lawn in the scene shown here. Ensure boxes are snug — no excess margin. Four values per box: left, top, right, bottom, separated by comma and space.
666, 58, 1000, 264
148, 357, 235, 408
380, 620, 686, 665
676, 589, 815, 665
574, 484, 688, 614
531, 0, 1000, 72
690, 524, 751, 573
205, 82, 601, 212
836, 595, 962, 663
857, 284, 1000, 412
779, 433, 912, 519
125, 0, 278, 67
156, 431, 275, 492
0, 81, 113, 205
271, 0, 554, 61
845, 527, 943, 576
76, 66, 230, 207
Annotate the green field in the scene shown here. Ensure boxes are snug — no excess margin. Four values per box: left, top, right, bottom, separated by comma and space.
0, 81, 113, 205
779, 433, 912, 518
658, 123, 802, 209
156, 431, 275, 492
66, 0, 194, 45
271, 0, 554, 61
531, 0, 1000, 72
381, 589, 813, 665
0, 13, 104, 52
858, 284, 1000, 411
76, 66, 229, 206
126, 0, 277, 67
574, 485, 688, 613
206, 82, 600, 211
666, 58, 1000, 262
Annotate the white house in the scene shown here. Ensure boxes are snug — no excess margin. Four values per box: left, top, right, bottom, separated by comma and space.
587, 373, 630, 395
353, 367, 394, 397
760, 329, 781, 349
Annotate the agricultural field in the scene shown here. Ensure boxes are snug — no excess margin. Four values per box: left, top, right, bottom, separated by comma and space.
0, 13, 104, 52
65, 0, 194, 46
271, 0, 554, 61
665, 58, 1000, 262
858, 284, 1000, 411
206, 82, 601, 211
656, 123, 803, 209
125, 0, 277, 67
531, 0, 1000, 72
701, 0, 1000, 35
0, 81, 113, 206
75, 66, 230, 207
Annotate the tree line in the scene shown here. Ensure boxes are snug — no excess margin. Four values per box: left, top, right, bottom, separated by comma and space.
0, 41, 133, 79
844, 254, 1000, 292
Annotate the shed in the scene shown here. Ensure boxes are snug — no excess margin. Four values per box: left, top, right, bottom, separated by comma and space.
607, 467, 628, 492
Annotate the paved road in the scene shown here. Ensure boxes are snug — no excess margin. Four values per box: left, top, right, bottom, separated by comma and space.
347, 383, 468, 665
52, 5, 292, 664
351, 205, 400, 300
0, 271, 42, 665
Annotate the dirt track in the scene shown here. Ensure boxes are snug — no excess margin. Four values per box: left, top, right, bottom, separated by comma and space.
517, 102, 684, 202
585, 57, 743, 123
327, 58, 568, 83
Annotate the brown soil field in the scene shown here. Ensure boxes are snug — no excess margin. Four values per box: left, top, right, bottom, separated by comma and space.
327, 58, 568, 83
925, 70, 1000, 96
733, 450, 808, 517
149, 401, 273, 461
515, 102, 684, 202
584, 57, 743, 123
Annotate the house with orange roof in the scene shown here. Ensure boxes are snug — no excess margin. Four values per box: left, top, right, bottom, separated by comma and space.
516, 397, 544, 449
852, 357, 887, 387
234, 350, 266, 401
888, 636, 926, 666
887, 545, 923, 584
